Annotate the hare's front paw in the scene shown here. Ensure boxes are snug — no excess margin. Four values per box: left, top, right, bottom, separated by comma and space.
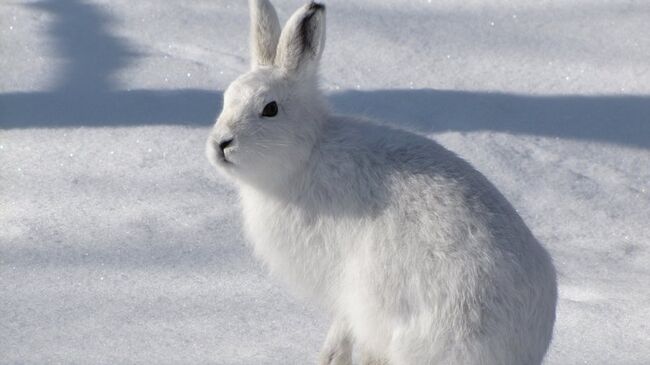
319, 319, 352, 365
360, 351, 389, 365
319, 350, 352, 365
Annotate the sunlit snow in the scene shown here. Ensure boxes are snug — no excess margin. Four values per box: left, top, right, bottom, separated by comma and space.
1, 0, 649, 364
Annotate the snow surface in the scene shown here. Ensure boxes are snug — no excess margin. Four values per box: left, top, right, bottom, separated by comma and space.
1, 0, 649, 364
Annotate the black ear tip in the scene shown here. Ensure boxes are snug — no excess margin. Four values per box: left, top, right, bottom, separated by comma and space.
308, 2, 325, 11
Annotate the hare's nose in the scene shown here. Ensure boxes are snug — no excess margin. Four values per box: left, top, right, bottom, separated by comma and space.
218, 138, 234, 152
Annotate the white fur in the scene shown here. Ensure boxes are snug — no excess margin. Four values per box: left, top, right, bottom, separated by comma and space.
249, 0, 281, 67
207, 1, 557, 364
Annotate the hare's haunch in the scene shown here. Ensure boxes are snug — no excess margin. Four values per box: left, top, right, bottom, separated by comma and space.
206, 1, 557, 364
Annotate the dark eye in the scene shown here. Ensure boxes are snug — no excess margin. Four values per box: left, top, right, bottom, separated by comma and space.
261, 101, 278, 117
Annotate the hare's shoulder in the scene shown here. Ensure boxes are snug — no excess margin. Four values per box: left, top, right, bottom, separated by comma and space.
324, 116, 453, 159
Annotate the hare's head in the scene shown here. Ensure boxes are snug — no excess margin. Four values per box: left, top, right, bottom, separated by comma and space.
207, 0, 327, 189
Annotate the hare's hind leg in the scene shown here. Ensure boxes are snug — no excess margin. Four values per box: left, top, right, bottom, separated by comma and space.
319, 318, 353, 365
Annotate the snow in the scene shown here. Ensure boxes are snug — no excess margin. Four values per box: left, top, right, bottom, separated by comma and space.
1, 0, 649, 364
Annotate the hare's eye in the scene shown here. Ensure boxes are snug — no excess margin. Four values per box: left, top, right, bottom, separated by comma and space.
261, 101, 278, 117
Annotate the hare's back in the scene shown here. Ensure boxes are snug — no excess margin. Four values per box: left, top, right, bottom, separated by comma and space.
325, 116, 526, 240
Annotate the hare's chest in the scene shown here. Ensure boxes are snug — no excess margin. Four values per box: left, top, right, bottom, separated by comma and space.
239, 190, 346, 295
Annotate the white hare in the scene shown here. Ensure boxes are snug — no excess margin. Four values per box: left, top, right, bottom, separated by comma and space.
206, 1, 557, 364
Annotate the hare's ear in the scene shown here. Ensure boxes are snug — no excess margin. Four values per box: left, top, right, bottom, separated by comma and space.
250, 0, 281, 67
274, 2, 326, 76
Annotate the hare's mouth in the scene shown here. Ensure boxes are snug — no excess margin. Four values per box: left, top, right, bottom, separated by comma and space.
218, 149, 233, 165
207, 138, 235, 168
217, 138, 236, 165
220, 155, 232, 164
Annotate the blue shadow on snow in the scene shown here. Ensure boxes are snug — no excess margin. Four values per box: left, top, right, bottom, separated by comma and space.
0, 0, 649, 150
